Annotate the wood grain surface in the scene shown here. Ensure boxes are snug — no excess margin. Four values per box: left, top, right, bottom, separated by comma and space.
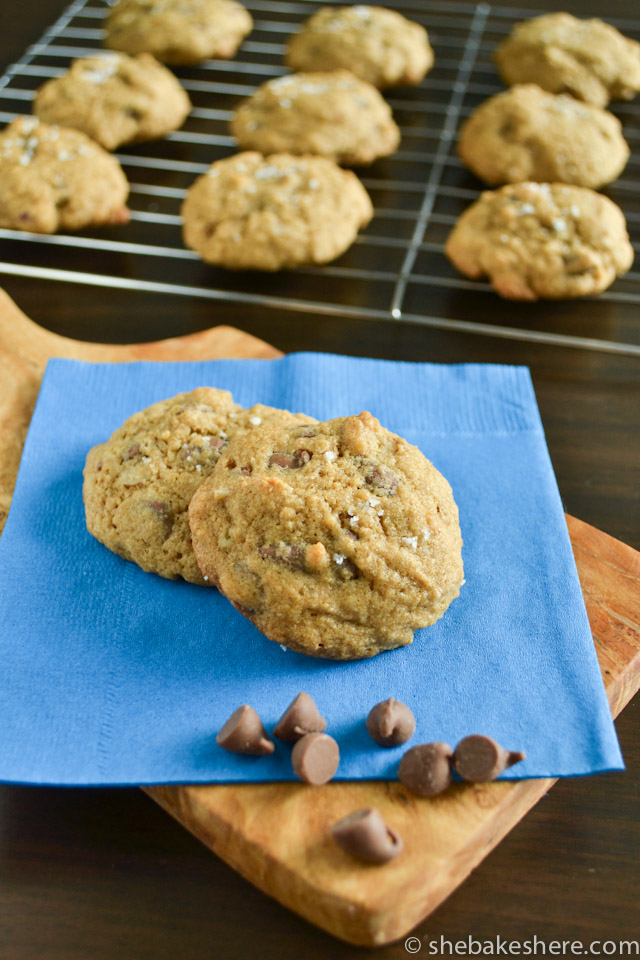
0, 287, 638, 947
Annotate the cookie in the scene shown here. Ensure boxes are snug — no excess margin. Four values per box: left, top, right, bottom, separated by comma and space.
458, 84, 629, 189
285, 6, 433, 90
445, 182, 634, 301
181, 152, 373, 271
83, 389, 313, 584
34, 53, 191, 152
494, 13, 640, 107
105, 0, 253, 66
231, 69, 400, 166
188, 411, 464, 659
0, 117, 129, 234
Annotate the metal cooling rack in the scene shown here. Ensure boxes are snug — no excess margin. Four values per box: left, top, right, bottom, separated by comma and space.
1, 0, 640, 355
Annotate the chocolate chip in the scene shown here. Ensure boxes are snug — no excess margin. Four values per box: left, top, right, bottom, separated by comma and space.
453, 735, 525, 782
123, 443, 140, 460
268, 450, 312, 469
364, 464, 398, 495
291, 733, 340, 785
366, 698, 415, 748
146, 500, 173, 541
398, 742, 453, 797
209, 436, 226, 450
273, 692, 327, 742
216, 705, 275, 756
332, 808, 403, 864
258, 543, 305, 570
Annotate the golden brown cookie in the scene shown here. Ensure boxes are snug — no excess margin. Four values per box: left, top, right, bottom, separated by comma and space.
34, 52, 191, 151
181, 152, 373, 271
445, 182, 634, 301
231, 69, 400, 166
494, 13, 640, 107
83, 389, 313, 584
285, 6, 433, 89
189, 411, 464, 659
105, 0, 253, 65
458, 85, 629, 189
0, 117, 129, 234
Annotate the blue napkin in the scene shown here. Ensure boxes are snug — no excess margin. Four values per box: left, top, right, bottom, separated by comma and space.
0, 355, 622, 785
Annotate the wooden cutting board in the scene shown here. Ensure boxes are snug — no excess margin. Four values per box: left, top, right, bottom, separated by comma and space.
1, 287, 638, 947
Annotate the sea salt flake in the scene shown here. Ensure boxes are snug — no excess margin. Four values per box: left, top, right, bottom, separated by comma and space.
519, 203, 535, 214
552, 217, 566, 232
249, 416, 262, 425
401, 536, 418, 549
570, 205, 580, 217
333, 553, 346, 564
324, 450, 336, 461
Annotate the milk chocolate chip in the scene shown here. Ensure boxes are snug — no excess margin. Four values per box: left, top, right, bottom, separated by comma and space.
268, 450, 312, 469
332, 808, 403, 864
273, 692, 327, 743
291, 732, 340, 784
453, 735, 525, 782
216, 705, 275, 756
366, 698, 415, 747
398, 742, 453, 797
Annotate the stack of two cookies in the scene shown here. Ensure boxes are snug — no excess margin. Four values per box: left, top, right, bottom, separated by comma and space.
84, 389, 464, 660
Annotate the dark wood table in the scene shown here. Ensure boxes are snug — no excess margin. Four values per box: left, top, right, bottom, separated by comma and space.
0, 1, 639, 957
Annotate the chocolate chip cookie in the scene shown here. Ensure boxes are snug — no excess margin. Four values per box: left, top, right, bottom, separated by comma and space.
445, 182, 634, 300
188, 411, 464, 659
494, 13, 640, 107
105, 0, 253, 66
458, 84, 629, 189
231, 69, 400, 166
83, 389, 312, 584
181, 152, 373, 270
34, 53, 191, 151
0, 117, 129, 234
285, 6, 433, 90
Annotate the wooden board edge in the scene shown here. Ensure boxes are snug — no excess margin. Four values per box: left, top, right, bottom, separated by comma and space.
144, 776, 557, 946
144, 515, 640, 947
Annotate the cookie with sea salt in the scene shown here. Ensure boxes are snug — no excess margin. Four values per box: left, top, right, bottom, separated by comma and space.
181, 152, 373, 271
285, 6, 433, 90
34, 52, 191, 151
188, 411, 464, 659
458, 85, 629, 189
0, 117, 129, 234
494, 13, 640, 107
83, 389, 314, 584
105, 0, 253, 66
231, 69, 400, 166
444, 182, 633, 301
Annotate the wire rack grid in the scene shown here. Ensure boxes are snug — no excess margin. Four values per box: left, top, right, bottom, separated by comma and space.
1, 0, 640, 356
